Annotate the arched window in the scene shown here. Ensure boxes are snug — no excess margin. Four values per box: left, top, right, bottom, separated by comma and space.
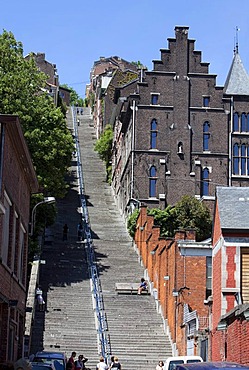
233, 143, 239, 175
241, 144, 247, 175
150, 119, 157, 149
233, 112, 239, 132
203, 121, 210, 151
202, 168, 209, 196
149, 166, 157, 197
241, 113, 247, 132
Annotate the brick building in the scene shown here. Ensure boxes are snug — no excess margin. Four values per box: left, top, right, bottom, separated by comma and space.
211, 187, 249, 364
25, 52, 71, 106
107, 26, 249, 218
89, 56, 138, 138
134, 205, 212, 360
0, 115, 38, 362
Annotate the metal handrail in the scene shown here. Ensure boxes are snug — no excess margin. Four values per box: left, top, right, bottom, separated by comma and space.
71, 106, 111, 362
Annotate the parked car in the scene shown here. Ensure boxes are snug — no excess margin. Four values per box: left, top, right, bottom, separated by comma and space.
33, 351, 67, 370
174, 362, 249, 370
164, 356, 203, 370
32, 362, 56, 370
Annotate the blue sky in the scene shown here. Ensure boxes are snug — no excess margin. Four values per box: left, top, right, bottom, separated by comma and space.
1, 0, 249, 98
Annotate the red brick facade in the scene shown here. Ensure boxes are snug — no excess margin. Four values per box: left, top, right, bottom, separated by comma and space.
0, 115, 38, 362
211, 187, 249, 364
134, 206, 211, 358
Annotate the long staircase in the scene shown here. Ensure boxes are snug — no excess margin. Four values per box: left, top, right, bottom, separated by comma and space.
30, 107, 172, 370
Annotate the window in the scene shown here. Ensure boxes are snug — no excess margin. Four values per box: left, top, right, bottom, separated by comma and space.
241, 144, 247, 175
18, 229, 25, 283
149, 166, 157, 197
203, 121, 210, 151
150, 119, 157, 149
206, 256, 212, 299
1, 193, 11, 264
233, 112, 239, 132
151, 94, 159, 105
241, 113, 247, 132
233, 143, 249, 176
201, 168, 209, 196
233, 143, 239, 175
203, 96, 210, 107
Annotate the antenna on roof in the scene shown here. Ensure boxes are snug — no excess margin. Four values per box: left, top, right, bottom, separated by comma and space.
234, 26, 240, 54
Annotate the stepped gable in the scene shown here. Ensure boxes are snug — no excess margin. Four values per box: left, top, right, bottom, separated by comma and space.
151, 26, 212, 76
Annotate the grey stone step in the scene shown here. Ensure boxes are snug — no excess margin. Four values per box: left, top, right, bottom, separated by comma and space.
29, 107, 172, 370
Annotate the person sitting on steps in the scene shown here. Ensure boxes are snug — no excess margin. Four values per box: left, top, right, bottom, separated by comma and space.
137, 278, 148, 295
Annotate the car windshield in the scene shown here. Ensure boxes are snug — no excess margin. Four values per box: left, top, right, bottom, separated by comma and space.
32, 365, 53, 370
169, 361, 184, 370
33, 358, 64, 370
186, 361, 202, 364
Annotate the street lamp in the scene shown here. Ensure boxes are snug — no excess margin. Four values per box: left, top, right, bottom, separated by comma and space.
30, 197, 55, 236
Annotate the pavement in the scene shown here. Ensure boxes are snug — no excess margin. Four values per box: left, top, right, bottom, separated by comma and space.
29, 107, 172, 370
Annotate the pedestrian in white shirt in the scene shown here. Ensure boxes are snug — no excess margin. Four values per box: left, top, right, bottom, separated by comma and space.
96, 357, 108, 370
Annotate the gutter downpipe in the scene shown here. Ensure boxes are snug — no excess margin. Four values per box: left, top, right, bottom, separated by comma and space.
229, 96, 233, 187
130, 99, 136, 200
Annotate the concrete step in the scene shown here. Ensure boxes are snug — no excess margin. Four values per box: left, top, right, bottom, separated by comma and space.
29, 108, 173, 370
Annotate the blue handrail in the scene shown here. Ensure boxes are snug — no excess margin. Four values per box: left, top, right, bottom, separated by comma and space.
71, 106, 111, 363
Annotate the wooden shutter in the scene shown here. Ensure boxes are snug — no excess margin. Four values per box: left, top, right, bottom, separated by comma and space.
241, 248, 249, 303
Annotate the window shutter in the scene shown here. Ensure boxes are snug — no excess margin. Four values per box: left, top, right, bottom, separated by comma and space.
241, 248, 249, 303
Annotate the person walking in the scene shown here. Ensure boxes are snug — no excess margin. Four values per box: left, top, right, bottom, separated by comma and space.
96, 357, 108, 370
77, 222, 84, 241
110, 357, 121, 370
156, 361, 164, 370
35, 287, 45, 311
63, 224, 69, 241
68, 352, 76, 370
75, 355, 88, 370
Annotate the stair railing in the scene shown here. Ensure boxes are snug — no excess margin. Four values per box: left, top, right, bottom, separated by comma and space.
71, 106, 111, 363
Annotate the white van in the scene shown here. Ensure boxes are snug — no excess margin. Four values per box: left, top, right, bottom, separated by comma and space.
164, 356, 203, 370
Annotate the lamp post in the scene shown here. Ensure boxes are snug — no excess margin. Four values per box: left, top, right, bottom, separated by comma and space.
30, 197, 55, 236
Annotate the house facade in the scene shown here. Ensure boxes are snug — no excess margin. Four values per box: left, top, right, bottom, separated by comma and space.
25, 52, 70, 106
107, 26, 249, 218
134, 205, 212, 360
211, 187, 249, 364
89, 56, 138, 138
0, 115, 38, 362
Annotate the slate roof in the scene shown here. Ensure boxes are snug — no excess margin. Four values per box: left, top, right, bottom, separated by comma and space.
224, 52, 249, 95
216, 186, 249, 230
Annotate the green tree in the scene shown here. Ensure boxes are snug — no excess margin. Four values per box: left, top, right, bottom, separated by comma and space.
127, 196, 212, 241
127, 209, 140, 238
0, 30, 74, 198
148, 205, 175, 237
172, 195, 212, 241
94, 124, 113, 182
